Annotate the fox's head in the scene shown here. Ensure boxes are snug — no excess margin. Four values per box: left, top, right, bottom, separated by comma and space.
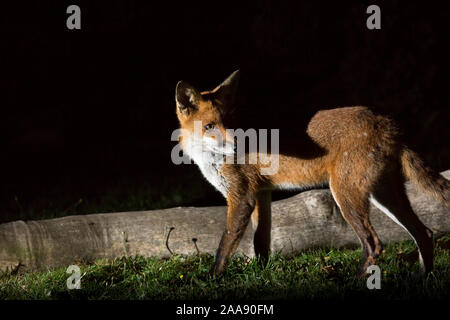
175, 70, 240, 157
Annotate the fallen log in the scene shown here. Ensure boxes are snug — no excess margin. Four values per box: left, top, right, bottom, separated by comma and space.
1, 171, 449, 272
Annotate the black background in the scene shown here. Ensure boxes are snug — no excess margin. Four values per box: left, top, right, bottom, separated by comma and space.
1, 1, 449, 223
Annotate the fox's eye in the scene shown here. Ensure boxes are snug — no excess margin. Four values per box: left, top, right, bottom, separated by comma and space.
204, 123, 216, 131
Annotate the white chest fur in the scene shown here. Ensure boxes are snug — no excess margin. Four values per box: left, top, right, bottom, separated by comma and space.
183, 139, 228, 197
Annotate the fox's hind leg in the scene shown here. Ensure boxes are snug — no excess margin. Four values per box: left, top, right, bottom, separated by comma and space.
370, 170, 433, 275
251, 190, 272, 260
329, 175, 382, 276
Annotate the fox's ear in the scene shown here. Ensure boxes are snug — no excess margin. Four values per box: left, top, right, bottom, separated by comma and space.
211, 70, 240, 108
175, 81, 202, 116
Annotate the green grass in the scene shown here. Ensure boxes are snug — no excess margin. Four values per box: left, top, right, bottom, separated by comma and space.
2, 235, 450, 300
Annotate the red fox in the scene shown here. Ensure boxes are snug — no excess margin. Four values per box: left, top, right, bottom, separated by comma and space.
175, 70, 450, 276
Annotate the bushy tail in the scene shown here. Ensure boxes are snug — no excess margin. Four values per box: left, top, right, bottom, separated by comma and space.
401, 147, 450, 207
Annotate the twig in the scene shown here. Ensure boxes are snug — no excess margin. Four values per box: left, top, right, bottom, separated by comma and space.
192, 238, 200, 255
166, 227, 175, 255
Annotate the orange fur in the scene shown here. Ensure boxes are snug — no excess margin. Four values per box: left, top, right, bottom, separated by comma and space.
175, 71, 450, 276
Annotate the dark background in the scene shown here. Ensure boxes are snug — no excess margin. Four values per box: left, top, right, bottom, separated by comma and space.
1, 1, 449, 223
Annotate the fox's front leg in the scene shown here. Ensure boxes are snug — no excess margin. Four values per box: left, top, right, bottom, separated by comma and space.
214, 194, 256, 275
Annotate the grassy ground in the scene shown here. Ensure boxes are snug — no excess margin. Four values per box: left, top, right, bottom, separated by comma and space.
2, 167, 450, 301
1, 235, 450, 300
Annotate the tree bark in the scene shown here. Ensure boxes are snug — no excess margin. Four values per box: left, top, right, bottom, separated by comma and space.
1, 171, 449, 272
